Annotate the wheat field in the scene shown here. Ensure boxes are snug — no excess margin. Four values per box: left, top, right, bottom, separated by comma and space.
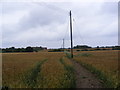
2, 50, 119, 88
2, 52, 75, 88
74, 50, 119, 88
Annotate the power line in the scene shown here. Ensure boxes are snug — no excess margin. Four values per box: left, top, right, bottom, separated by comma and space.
35, 2, 68, 14
72, 16, 85, 45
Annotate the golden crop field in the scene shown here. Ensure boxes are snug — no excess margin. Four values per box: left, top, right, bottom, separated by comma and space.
2, 52, 75, 88
74, 50, 119, 88
2, 50, 119, 88
2, 52, 49, 87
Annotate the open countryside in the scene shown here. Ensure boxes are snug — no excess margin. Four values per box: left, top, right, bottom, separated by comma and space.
2, 46, 120, 88
1, 1, 119, 89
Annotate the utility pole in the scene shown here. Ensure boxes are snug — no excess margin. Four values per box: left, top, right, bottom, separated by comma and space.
63, 39, 64, 51
69, 10, 73, 58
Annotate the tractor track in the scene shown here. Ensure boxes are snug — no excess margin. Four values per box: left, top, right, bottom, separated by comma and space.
70, 59, 103, 88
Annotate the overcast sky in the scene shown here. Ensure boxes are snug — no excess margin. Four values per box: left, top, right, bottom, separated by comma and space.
1, 0, 118, 48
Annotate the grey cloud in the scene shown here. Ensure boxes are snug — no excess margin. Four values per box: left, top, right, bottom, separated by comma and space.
2, 2, 31, 14
18, 3, 68, 30
101, 2, 118, 14
2, 2, 118, 48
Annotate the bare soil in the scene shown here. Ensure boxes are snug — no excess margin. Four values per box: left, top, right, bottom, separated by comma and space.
70, 59, 103, 88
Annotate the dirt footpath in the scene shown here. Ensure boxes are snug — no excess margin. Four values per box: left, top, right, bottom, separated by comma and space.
70, 59, 103, 88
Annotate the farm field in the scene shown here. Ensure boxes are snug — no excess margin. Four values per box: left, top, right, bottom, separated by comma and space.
2, 50, 119, 88
74, 50, 119, 88
2, 52, 75, 88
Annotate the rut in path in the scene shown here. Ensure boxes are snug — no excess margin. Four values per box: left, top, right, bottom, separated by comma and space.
70, 59, 103, 88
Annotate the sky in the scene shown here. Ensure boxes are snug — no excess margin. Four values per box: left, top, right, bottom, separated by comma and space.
1, 0, 118, 48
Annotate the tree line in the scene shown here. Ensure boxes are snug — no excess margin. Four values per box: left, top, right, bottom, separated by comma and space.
1, 46, 47, 53
0, 45, 120, 53
74, 45, 120, 50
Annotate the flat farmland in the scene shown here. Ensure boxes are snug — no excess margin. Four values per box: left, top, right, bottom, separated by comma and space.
2, 50, 119, 88
74, 50, 119, 88
2, 52, 75, 88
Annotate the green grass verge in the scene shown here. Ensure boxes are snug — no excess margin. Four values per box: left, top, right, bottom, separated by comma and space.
64, 51, 72, 59
22, 59, 47, 88
59, 58, 76, 88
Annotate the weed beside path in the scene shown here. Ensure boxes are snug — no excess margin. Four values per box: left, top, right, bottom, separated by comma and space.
22, 59, 47, 88
59, 57, 76, 88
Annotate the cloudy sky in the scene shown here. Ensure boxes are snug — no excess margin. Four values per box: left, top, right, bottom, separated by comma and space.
1, 0, 118, 48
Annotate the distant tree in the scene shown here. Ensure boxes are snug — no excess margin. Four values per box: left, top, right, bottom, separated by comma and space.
15, 48, 22, 52
25, 46, 33, 52
48, 49, 63, 52
2, 46, 48, 53
10, 47, 15, 49
10, 47, 15, 52
112, 46, 120, 50
105, 46, 112, 48
74, 45, 91, 49
21, 48, 26, 52
5, 48, 12, 52
100, 46, 105, 48
97, 46, 99, 48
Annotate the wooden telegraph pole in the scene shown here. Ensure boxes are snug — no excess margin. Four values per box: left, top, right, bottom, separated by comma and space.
69, 10, 73, 58
63, 39, 64, 51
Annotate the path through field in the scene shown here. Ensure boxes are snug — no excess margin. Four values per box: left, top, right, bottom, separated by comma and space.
70, 59, 103, 88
